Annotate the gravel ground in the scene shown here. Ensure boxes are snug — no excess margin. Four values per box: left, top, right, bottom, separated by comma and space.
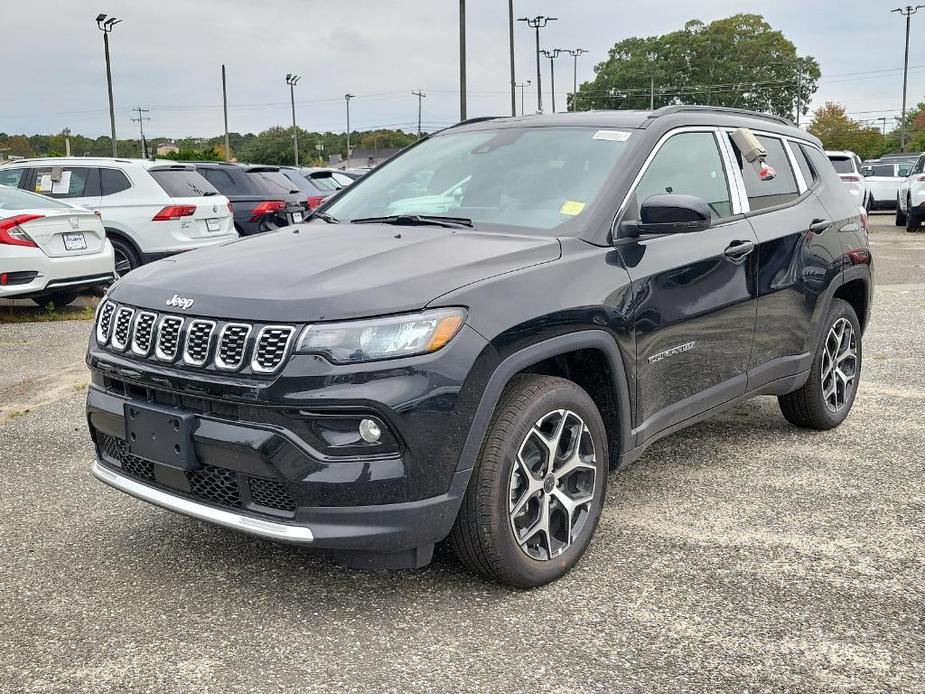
0, 217, 922, 693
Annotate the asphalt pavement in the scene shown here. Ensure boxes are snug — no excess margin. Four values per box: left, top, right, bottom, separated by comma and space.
0, 215, 922, 694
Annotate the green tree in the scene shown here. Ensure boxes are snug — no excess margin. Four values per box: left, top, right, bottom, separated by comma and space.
574, 14, 820, 119
5, 135, 35, 157
808, 102, 887, 160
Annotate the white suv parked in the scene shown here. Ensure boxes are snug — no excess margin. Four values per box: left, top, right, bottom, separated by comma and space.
0, 159, 237, 277
826, 150, 869, 210
895, 152, 925, 231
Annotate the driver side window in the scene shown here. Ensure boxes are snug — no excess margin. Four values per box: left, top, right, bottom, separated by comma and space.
633, 131, 732, 221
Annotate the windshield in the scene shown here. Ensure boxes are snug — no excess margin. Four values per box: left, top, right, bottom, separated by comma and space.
324, 126, 632, 231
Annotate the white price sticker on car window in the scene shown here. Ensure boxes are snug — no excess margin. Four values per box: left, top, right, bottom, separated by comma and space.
593, 130, 631, 142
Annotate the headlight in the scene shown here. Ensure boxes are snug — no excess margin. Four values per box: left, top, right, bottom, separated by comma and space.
295, 308, 466, 364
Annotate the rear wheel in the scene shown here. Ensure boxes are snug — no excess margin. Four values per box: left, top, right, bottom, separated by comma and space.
906, 204, 921, 233
449, 374, 608, 588
895, 199, 907, 226
778, 298, 861, 430
31, 290, 79, 308
109, 235, 140, 278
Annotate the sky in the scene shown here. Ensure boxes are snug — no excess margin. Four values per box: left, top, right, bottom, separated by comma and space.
2, 0, 923, 139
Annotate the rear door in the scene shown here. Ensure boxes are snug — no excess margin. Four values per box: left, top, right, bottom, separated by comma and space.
616, 128, 758, 443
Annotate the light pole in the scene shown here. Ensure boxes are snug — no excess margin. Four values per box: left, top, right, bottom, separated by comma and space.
95, 13, 121, 157
62, 127, 72, 157
518, 16, 558, 113
412, 90, 426, 138
286, 74, 301, 166
561, 49, 587, 111
459, 0, 467, 120
892, 5, 925, 151
541, 49, 562, 113
516, 81, 531, 116
222, 64, 231, 161
345, 94, 355, 168
508, 0, 516, 116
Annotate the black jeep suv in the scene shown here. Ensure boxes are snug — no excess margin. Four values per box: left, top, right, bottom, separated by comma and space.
87, 107, 873, 587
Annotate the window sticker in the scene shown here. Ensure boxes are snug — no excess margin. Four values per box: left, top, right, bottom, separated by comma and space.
592, 130, 631, 142
560, 200, 586, 216
37, 174, 53, 193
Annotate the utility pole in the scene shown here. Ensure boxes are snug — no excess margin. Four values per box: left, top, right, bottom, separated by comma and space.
286, 74, 301, 166
62, 127, 72, 157
561, 49, 587, 111
892, 5, 924, 151
411, 90, 426, 138
516, 81, 531, 116
459, 0, 467, 120
222, 64, 230, 161
508, 0, 516, 116
95, 14, 122, 157
650, 76, 655, 110
130, 107, 151, 159
879, 116, 889, 135
795, 61, 802, 126
541, 50, 561, 113
518, 16, 558, 113
345, 94, 355, 168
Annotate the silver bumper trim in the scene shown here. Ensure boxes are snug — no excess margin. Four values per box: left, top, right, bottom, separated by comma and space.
91, 461, 314, 543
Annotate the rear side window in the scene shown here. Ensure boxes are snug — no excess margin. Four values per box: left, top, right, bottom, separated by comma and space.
735, 135, 799, 212
0, 185, 72, 210
790, 144, 816, 187
100, 168, 131, 195
248, 170, 298, 196
32, 166, 97, 199
0, 168, 25, 188
149, 168, 218, 198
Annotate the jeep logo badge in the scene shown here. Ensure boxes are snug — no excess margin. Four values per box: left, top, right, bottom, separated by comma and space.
165, 294, 195, 310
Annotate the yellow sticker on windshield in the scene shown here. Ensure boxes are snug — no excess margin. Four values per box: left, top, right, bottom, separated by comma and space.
560, 200, 586, 216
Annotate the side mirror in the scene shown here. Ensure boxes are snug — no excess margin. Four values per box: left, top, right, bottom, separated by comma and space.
635, 194, 712, 235
861, 168, 873, 177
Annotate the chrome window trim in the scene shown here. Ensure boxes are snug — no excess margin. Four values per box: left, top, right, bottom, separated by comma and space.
214, 323, 252, 371
182, 319, 217, 367
130, 310, 158, 356
154, 315, 185, 362
251, 325, 295, 374
110, 306, 136, 351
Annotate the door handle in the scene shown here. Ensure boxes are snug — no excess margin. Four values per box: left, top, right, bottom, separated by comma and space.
723, 240, 755, 259
809, 218, 832, 233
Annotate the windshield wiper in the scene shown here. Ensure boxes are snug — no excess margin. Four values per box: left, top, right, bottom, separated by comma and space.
350, 214, 473, 229
310, 210, 340, 224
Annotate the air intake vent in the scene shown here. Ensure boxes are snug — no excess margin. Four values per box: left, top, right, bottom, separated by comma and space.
130, 311, 157, 356
110, 307, 135, 351
155, 316, 184, 362
252, 326, 294, 374
215, 323, 251, 371
183, 320, 216, 366
96, 301, 116, 344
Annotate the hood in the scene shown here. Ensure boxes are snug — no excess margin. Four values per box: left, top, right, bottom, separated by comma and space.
110, 224, 561, 322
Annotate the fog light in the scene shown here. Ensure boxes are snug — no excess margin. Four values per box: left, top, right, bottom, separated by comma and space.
358, 418, 381, 443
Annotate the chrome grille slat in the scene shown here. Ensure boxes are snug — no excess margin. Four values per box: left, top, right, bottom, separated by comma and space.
130, 311, 158, 356
215, 323, 252, 371
96, 301, 116, 345
155, 316, 184, 362
252, 326, 295, 374
110, 307, 135, 351
182, 320, 216, 366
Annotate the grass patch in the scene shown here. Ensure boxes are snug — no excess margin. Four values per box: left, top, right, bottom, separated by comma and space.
6, 409, 30, 420
0, 301, 97, 324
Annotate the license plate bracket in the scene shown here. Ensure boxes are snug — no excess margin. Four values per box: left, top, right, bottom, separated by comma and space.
63, 232, 87, 250
289, 211, 303, 224
124, 402, 200, 470
206, 218, 221, 232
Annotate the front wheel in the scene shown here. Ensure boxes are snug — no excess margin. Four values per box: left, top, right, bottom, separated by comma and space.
449, 374, 608, 588
778, 298, 861, 430
895, 200, 907, 226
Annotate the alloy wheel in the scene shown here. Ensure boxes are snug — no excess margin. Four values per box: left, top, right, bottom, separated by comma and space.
820, 317, 857, 413
508, 409, 597, 561
113, 248, 132, 278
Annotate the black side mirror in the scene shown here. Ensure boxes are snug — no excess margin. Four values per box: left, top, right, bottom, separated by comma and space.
635, 194, 712, 235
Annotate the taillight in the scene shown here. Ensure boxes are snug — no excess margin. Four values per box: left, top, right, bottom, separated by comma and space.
227, 202, 234, 214
249, 200, 285, 222
307, 196, 326, 210
152, 205, 196, 221
841, 175, 861, 182
0, 214, 43, 247
916, 175, 925, 182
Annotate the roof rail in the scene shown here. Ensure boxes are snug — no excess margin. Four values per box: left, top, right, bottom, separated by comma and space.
645, 105, 794, 128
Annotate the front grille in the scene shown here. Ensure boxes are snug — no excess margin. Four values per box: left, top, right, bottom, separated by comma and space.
183, 320, 215, 366
252, 326, 295, 373
96, 432, 297, 517
155, 316, 184, 362
130, 311, 157, 355
111, 307, 135, 350
96, 301, 116, 344
215, 324, 251, 370
96, 301, 295, 375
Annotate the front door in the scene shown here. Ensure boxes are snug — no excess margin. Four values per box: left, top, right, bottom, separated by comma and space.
615, 129, 758, 443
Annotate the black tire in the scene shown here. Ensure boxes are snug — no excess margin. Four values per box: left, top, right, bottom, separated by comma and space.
778, 298, 862, 430
907, 205, 921, 233
895, 202, 907, 226
109, 235, 140, 277
449, 374, 608, 588
864, 194, 873, 212
31, 290, 79, 308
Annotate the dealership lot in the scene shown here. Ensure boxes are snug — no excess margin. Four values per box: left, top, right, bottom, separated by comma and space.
1, 217, 923, 693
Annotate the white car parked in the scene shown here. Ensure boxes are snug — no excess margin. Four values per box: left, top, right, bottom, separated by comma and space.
0, 185, 114, 306
860, 157, 916, 210
0, 158, 237, 277
826, 150, 869, 210
895, 152, 925, 231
